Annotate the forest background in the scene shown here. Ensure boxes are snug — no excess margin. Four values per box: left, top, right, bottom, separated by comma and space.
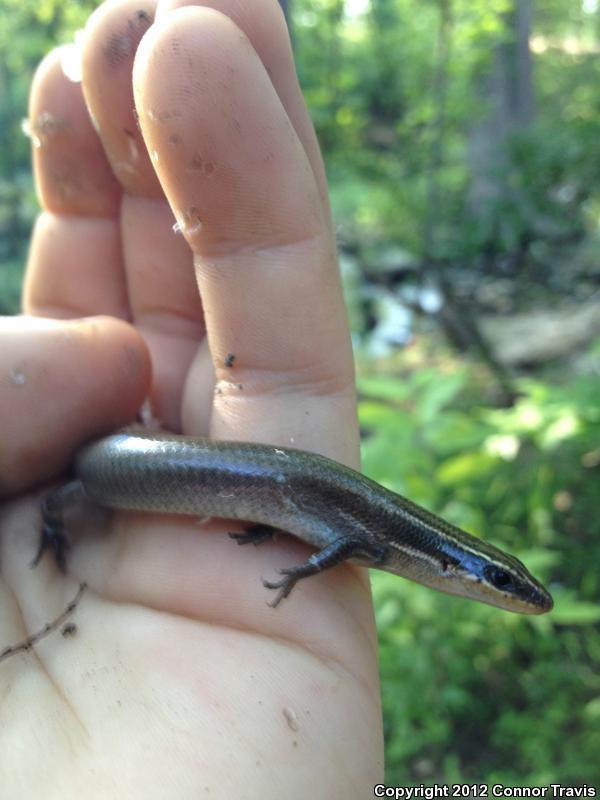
1, 0, 599, 786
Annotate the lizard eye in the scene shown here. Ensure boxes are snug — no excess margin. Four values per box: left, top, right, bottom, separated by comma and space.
485, 566, 514, 591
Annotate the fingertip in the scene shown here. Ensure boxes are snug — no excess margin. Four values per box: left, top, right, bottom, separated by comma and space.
133, 5, 241, 113
81, 0, 158, 195
133, 3, 318, 256
27, 45, 121, 217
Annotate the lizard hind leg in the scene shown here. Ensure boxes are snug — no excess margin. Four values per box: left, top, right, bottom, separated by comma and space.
228, 523, 277, 546
32, 480, 87, 572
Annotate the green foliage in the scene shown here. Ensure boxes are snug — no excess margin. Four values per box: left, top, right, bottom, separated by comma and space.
0, 257, 24, 314
358, 357, 600, 784
293, 0, 600, 280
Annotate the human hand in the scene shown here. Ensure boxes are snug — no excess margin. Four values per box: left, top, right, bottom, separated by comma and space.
0, 1, 384, 796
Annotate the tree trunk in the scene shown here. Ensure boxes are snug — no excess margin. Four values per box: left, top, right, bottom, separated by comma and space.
467, 0, 534, 216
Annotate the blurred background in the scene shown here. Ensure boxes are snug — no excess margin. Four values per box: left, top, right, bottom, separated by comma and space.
1, 0, 599, 787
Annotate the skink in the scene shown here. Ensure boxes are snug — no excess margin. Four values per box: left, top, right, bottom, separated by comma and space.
38, 430, 553, 614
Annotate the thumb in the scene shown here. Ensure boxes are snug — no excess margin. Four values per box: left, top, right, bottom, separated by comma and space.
0, 315, 150, 496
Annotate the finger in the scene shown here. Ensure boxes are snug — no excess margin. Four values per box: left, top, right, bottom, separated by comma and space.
81, 0, 159, 198
134, 8, 358, 466
156, 0, 330, 219
0, 316, 150, 497
80, 0, 207, 429
23, 48, 127, 319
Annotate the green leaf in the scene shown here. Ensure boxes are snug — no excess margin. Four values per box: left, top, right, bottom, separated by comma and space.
414, 371, 467, 424
424, 411, 488, 454
437, 451, 497, 485
358, 400, 404, 429
357, 374, 412, 402
550, 596, 600, 625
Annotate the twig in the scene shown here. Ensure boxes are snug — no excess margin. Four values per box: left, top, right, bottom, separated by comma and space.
0, 582, 87, 665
